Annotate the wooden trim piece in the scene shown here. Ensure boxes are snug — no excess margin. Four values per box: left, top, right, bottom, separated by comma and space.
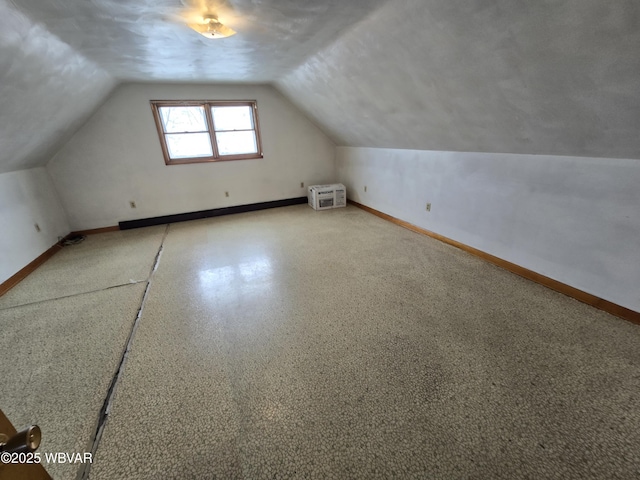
150, 102, 173, 165
70, 226, 120, 236
348, 200, 640, 325
204, 102, 220, 159
0, 243, 62, 297
0, 226, 120, 297
163, 153, 264, 165
252, 101, 264, 157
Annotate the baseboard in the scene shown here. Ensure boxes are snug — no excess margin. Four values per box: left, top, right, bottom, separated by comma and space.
119, 197, 308, 230
0, 199, 307, 297
71, 226, 120, 236
348, 200, 640, 325
0, 242, 63, 297
0, 226, 120, 297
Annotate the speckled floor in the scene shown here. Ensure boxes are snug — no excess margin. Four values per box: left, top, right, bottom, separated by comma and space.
1, 205, 639, 479
0, 226, 166, 309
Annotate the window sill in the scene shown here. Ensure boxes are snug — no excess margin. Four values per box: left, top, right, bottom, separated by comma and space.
165, 154, 264, 165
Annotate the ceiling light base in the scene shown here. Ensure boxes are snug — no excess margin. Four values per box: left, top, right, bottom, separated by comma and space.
189, 15, 236, 39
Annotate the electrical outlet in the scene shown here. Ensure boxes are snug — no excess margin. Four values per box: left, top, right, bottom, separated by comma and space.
426, 202, 431, 212
34, 223, 41, 232
300, 182, 304, 188
130, 201, 136, 209
364, 186, 367, 193
225, 191, 229, 197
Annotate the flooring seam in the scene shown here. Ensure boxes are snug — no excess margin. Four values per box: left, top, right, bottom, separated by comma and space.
78, 224, 170, 480
0, 281, 148, 311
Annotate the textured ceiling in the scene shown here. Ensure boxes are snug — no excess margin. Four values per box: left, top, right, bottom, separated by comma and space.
0, 0, 387, 173
278, 0, 640, 160
7, 0, 388, 82
1, 0, 639, 175
0, 0, 115, 173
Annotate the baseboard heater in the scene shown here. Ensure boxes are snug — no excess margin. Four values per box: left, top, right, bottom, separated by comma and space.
119, 196, 307, 230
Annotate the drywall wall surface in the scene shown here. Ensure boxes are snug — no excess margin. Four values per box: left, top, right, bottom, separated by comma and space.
0, 168, 70, 284
278, 0, 640, 160
0, 0, 116, 174
337, 147, 640, 312
47, 83, 336, 230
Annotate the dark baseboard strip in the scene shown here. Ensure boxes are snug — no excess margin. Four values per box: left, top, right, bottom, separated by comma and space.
0, 242, 63, 297
119, 197, 307, 230
72, 226, 120, 236
1, 199, 307, 297
348, 200, 640, 325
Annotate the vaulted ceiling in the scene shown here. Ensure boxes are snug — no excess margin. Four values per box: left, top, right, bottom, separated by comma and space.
1, 0, 639, 174
6, 0, 389, 82
0, 0, 387, 174
278, 0, 640, 160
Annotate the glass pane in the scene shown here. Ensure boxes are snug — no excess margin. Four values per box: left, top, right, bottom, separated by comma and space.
216, 131, 258, 155
211, 106, 254, 131
159, 106, 207, 133
165, 133, 212, 159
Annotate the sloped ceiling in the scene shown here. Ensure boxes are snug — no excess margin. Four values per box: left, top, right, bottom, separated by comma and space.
0, 0, 387, 173
0, 0, 115, 174
7, 0, 389, 82
2, 0, 640, 175
278, 0, 640, 160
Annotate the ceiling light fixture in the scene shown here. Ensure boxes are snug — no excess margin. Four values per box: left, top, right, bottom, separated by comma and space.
189, 14, 236, 39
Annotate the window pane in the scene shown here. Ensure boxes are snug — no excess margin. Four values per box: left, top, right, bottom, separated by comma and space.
211, 106, 254, 131
216, 131, 258, 155
160, 106, 207, 133
165, 133, 212, 159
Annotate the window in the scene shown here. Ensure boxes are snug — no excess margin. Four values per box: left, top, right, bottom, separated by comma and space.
150, 100, 263, 164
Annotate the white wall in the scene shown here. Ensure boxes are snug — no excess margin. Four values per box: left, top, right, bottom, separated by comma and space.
338, 147, 640, 312
48, 83, 336, 230
0, 168, 70, 284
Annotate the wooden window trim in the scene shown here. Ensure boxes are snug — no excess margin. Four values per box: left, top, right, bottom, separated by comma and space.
150, 100, 264, 165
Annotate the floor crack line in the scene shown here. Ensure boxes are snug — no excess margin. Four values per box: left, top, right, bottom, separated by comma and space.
78, 224, 170, 480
